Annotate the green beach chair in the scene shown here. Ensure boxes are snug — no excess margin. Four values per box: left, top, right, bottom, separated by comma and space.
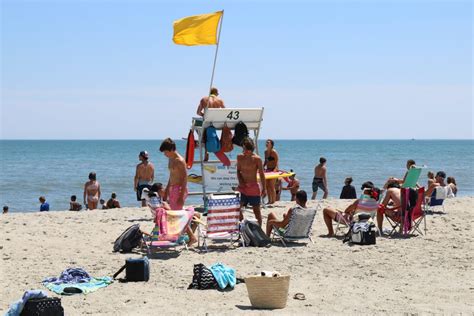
401, 167, 422, 188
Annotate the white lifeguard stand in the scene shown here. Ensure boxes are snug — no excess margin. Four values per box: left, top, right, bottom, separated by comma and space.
189, 108, 265, 200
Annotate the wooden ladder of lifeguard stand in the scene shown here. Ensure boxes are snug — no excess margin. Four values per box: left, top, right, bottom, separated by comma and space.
189, 108, 265, 206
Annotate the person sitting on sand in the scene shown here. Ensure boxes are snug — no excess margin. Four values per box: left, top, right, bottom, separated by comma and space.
237, 137, 266, 226
159, 138, 197, 246
196, 87, 225, 116
312, 157, 328, 200
84, 172, 101, 210
322, 182, 380, 237
447, 177, 458, 196
425, 171, 454, 198
100, 199, 107, 209
340, 177, 357, 199
282, 172, 300, 201
106, 192, 121, 209
384, 159, 416, 189
69, 195, 82, 211
3, 206, 8, 214
39, 196, 49, 212
265, 190, 308, 237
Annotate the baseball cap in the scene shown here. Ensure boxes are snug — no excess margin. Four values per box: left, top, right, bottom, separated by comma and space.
139, 151, 149, 159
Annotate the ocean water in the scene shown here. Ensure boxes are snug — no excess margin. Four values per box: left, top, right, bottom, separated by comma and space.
0, 140, 472, 212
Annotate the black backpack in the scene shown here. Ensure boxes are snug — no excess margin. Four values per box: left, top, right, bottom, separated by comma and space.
241, 220, 271, 247
113, 224, 143, 253
232, 121, 249, 146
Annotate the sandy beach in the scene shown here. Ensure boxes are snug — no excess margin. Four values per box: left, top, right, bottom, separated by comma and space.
1, 197, 473, 315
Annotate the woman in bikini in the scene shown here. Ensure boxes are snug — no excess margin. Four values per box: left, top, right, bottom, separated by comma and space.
83, 172, 101, 210
264, 139, 279, 205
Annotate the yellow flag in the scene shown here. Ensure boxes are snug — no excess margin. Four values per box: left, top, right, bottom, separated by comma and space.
173, 11, 223, 46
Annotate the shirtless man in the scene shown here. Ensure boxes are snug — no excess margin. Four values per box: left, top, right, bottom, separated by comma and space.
134, 151, 155, 207
312, 157, 328, 200
266, 190, 307, 237
196, 87, 225, 116
159, 138, 197, 246
237, 137, 266, 226
84, 172, 101, 210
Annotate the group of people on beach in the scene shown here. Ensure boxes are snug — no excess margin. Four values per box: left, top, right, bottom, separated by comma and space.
1, 87, 459, 233
321, 159, 457, 236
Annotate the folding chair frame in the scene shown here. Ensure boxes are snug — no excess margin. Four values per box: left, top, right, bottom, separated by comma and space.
198, 226, 242, 252
385, 188, 427, 237
270, 203, 319, 247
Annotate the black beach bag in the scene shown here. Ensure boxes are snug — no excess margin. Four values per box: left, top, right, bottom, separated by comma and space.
113, 257, 150, 282
113, 224, 142, 253
20, 297, 64, 316
343, 221, 376, 245
188, 263, 218, 290
242, 220, 271, 247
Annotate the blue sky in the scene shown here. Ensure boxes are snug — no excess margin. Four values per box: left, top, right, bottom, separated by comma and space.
1, 0, 472, 139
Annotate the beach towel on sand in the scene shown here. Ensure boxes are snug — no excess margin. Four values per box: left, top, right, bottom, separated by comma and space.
210, 263, 236, 290
43, 268, 112, 295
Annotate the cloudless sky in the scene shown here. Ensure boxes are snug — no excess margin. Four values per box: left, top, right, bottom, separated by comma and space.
1, 0, 472, 139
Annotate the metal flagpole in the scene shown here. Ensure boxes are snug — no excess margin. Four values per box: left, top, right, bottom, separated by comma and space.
201, 11, 224, 205
207, 10, 224, 97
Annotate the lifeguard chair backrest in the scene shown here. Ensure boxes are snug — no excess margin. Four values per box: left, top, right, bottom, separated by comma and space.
203, 108, 264, 129
207, 194, 241, 234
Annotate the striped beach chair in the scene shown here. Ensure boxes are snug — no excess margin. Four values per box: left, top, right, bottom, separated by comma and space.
145, 208, 195, 253
271, 205, 317, 246
198, 194, 241, 252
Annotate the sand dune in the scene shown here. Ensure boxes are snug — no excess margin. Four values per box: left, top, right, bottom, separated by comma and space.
1, 197, 473, 315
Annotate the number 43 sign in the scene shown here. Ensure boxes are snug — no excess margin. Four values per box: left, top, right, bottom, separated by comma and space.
226, 111, 240, 120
